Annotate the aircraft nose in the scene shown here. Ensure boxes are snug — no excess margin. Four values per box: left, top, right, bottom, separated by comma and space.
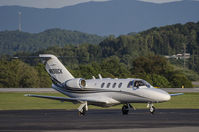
152, 88, 171, 102
161, 93, 171, 101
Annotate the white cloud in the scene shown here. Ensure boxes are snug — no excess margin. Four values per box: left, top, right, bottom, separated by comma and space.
0, 0, 109, 8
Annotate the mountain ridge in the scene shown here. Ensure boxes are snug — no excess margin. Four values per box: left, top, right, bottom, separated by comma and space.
0, 0, 199, 35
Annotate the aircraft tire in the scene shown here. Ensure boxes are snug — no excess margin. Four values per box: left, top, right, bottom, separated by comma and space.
149, 106, 155, 114
79, 106, 86, 116
122, 105, 129, 115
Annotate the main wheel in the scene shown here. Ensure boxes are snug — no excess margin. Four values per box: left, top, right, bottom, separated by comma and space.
79, 106, 86, 116
122, 105, 129, 115
149, 106, 155, 114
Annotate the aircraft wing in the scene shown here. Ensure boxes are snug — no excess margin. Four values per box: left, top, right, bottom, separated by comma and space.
170, 93, 184, 96
24, 94, 108, 104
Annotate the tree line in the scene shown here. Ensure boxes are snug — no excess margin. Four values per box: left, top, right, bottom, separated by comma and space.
0, 55, 193, 88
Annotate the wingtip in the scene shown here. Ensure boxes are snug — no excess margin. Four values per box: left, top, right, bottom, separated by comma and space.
24, 94, 30, 97
170, 93, 184, 96
39, 54, 57, 59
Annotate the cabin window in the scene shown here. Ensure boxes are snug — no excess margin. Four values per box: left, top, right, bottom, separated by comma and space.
118, 83, 122, 88
112, 83, 116, 88
107, 83, 111, 88
127, 81, 134, 88
101, 83, 105, 88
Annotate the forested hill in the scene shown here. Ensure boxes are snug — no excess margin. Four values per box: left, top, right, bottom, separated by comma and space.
99, 22, 199, 72
0, 29, 105, 55
33, 22, 199, 74
1, 22, 199, 88
100, 21, 199, 57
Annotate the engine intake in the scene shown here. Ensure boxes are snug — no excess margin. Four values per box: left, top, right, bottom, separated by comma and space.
65, 78, 86, 89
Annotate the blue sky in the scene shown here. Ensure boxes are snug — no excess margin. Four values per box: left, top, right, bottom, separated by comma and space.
0, 0, 192, 8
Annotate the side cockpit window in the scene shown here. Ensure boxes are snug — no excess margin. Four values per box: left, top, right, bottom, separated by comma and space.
144, 80, 151, 88
127, 81, 134, 88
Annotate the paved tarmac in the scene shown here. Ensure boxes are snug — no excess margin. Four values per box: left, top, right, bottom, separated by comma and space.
0, 109, 199, 132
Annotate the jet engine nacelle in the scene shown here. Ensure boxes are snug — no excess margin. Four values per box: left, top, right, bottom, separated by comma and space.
65, 78, 86, 89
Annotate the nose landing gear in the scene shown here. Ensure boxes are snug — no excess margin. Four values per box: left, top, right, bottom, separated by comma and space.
147, 103, 155, 114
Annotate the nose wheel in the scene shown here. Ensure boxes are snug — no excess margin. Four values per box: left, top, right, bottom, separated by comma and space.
147, 103, 155, 114
149, 106, 155, 114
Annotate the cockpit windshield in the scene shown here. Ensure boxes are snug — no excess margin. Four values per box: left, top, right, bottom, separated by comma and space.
143, 80, 151, 88
127, 80, 152, 89
132, 80, 151, 89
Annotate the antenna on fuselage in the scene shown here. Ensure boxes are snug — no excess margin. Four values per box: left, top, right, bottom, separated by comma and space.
98, 74, 102, 80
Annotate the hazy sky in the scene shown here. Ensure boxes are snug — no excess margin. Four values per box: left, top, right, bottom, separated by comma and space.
0, 0, 197, 8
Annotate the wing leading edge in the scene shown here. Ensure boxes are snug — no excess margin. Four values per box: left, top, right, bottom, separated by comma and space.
24, 94, 116, 105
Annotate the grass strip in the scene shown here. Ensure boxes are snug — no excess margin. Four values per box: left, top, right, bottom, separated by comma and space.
0, 92, 199, 110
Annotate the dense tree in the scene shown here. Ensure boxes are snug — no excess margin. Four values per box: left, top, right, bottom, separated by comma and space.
131, 56, 171, 75
35, 63, 52, 88
131, 56, 193, 88
149, 74, 171, 88
169, 73, 193, 88
0, 59, 39, 88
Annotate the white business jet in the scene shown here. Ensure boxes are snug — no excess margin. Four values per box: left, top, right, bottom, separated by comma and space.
25, 54, 183, 115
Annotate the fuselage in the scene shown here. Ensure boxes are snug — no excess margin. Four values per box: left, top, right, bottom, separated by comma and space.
52, 78, 171, 107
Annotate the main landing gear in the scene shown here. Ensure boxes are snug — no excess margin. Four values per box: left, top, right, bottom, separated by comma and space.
122, 104, 135, 115
78, 102, 88, 116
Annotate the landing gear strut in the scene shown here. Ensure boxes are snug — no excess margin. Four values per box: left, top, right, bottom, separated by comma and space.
122, 104, 135, 115
78, 102, 88, 116
147, 103, 155, 114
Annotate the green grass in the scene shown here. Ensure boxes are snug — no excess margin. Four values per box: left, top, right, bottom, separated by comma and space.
0, 92, 199, 110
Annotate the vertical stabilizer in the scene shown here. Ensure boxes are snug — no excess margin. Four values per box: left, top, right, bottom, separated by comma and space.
39, 54, 74, 84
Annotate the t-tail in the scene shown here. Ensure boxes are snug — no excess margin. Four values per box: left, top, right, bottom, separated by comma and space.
39, 54, 74, 86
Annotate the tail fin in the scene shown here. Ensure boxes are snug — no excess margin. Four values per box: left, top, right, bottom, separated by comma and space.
39, 54, 74, 84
